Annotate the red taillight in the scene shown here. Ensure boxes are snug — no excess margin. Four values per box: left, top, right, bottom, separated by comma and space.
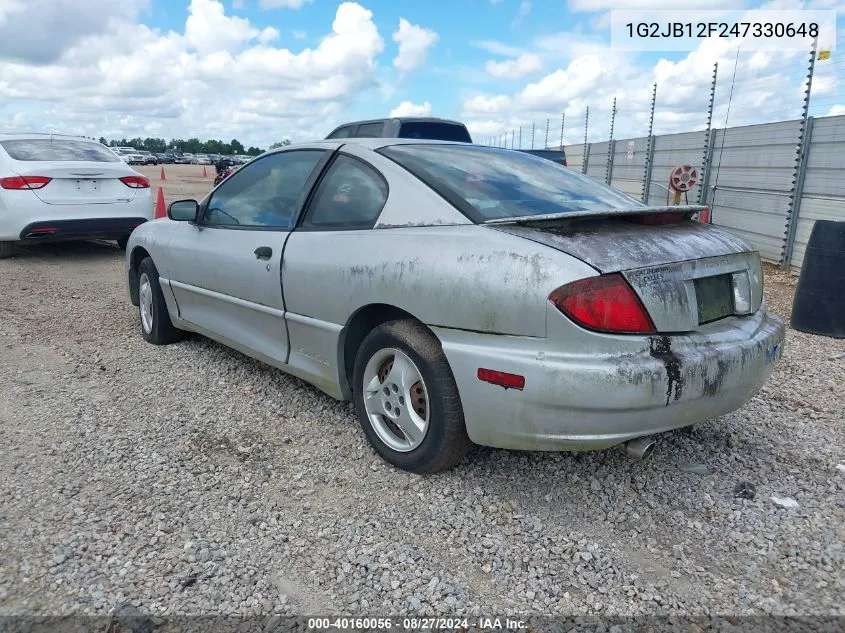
120, 176, 150, 189
697, 208, 711, 224
0, 176, 52, 190
477, 368, 525, 390
549, 273, 656, 334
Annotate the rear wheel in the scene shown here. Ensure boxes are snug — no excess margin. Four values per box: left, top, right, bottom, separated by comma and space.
0, 241, 13, 259
137, 257, 183, 345
352, 320, 471, 474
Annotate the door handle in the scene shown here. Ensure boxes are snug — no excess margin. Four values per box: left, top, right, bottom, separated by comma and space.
254, 246, 272, 259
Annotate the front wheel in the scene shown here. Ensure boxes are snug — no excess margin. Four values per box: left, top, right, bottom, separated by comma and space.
352, 320, 472, 474
137, 257, 183, 345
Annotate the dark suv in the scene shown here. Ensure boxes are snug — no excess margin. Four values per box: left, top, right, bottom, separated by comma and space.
326, 117, 473, 143
325, 117, 566, 166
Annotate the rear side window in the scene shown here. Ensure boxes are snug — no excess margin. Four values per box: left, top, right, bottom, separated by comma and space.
0, 139, 121, 162
355, 123, 385, 138
301, 155, 388, 230
398, 122, 472, 143
327, 126, 355, 139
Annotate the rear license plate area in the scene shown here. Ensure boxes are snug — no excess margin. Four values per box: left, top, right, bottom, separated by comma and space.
76, 179, 98, 192
694, 274, 734, 324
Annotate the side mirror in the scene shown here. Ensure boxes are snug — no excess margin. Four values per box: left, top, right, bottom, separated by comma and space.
168, 199, 199, 222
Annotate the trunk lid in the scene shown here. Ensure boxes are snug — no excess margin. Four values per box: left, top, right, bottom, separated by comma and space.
12, 162, 137, 205
491, 215, 763, 333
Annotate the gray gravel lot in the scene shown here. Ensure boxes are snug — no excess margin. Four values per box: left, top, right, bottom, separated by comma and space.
0, 242, 843, 619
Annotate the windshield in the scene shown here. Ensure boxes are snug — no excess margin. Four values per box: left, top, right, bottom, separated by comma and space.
1, 139, 122, 162
379, 144, 642, 222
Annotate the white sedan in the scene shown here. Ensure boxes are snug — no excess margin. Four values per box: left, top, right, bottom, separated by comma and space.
0, 134, 153, 258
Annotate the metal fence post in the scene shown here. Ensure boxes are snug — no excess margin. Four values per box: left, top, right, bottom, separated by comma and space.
782, 38, 817, 269
582, 107, 589, 174
641, 83, 657, 202
606, 97, 617, 185
699, 128, 717, 206
698, 63, 718, 205
531, 123, 535, 149
511, 130, 515, 149
518, 126, 522, 149
544, 119, 550, 148
559, 112, 565, 150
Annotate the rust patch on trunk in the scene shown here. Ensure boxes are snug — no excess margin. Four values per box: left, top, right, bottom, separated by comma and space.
649, 336, 683, 406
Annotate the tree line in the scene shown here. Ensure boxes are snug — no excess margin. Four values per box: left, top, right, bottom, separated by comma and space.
93, 137, 270, 156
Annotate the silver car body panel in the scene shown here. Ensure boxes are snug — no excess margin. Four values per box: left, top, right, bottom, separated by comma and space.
126, 140, 786, 451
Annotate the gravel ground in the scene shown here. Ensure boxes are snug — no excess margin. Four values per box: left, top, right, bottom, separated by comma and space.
1, 216, 843, 620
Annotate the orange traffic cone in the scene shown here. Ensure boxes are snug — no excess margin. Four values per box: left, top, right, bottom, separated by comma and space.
201, 165, 207, 178
160, 166, 166, 181
154, 186, 167, 219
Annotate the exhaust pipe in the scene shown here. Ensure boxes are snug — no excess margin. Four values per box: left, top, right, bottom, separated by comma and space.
624, 436, 656, 460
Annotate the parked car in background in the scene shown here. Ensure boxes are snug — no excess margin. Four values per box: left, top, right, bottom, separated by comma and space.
192, 154, 212, 165
0, 133, 152, 258
182, 153, 195, 164
519, 148, 568, 167
327, 117, 567, 166
135, 150, 158, 166
113, 147, 146, 165
157, 153, 176, 164
125, 138, 784, 473
327, 117, 473, 142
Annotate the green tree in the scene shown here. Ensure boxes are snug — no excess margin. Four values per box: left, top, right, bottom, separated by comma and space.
246, 146, 263, 156
230, 138, 244, 154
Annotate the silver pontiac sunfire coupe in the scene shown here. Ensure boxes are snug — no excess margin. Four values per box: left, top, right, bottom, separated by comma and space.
126, 139, 785, 473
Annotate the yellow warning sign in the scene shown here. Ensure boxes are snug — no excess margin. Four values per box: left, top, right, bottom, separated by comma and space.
818, 48, 831, 61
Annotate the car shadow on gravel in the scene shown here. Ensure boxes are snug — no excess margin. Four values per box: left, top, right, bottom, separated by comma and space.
2, 240, 123, 261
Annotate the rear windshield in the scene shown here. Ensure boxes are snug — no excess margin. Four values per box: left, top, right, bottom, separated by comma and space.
0, 139, 121, 163
379, 144, 641, 222
397, 122, 472, 143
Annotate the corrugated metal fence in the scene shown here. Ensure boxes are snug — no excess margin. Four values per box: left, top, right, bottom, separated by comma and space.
572, 114, 845, 271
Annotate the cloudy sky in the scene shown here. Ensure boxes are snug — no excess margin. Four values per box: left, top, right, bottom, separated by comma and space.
0, 0, 841, 148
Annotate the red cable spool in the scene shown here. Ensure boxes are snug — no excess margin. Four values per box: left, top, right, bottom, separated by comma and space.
669, 164, 699, 193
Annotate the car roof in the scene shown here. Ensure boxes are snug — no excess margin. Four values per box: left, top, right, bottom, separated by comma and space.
0, 132, 101, 143
273, 138, 481, 154
333, 116, 467, 128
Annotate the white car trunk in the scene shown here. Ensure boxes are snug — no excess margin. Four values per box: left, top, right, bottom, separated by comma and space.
11, 162, 136, 205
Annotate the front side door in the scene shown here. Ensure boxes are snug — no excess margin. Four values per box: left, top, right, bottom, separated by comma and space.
167, 148, 330, 363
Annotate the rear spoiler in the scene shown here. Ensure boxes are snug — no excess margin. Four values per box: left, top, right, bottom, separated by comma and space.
483, 205, 707, 225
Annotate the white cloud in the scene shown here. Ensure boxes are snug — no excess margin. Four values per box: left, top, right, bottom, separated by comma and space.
0, 0, 148, 64
0, 0, 385, 147
392, 18, 438, 75
517, 1, 531, 18
485, 53, 543, 80
389, 101, 432, 117
259, 0, 312, 8
461, 29, 833, 147
292, 29, 307, 39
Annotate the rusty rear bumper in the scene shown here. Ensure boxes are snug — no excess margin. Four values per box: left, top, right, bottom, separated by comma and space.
434, 309, 785, 451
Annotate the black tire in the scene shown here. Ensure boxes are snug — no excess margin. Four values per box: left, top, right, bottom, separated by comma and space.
352, 319, 472, 474
137, 257, 183, 345
0, 241, 13, 259
116, 236, 129, 250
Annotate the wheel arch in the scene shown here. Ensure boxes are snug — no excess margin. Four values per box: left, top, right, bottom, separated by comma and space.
338, 303, 438, 399
128, 245, 151, 306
